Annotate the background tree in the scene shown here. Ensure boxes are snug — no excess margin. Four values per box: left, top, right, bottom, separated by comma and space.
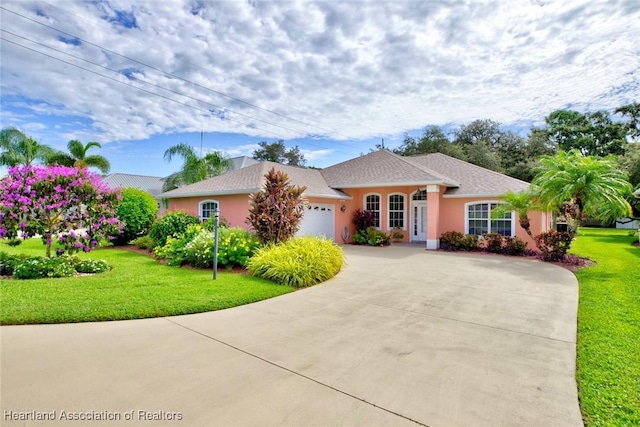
393, 126, 465, 159
532, 149, 632, 226
47, 140, 110, 173
617, 143, 640, 218
114, 188, 159, 245
252, 140, 307, 166
615, 102, 640, 141
163, 143, 232, 192
0, 165, 122, 257
0, 127, 54, 166
246, 168, 306, 245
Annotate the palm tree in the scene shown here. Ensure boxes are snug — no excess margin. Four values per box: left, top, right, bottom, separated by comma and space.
532, 149, 632, 225
47, 140, 110, 173
0, 127, 55, 166
491, 190, 539, 241
162, 143, 232, 192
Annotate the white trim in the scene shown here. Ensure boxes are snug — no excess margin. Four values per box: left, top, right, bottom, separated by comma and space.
198, 199, 219, 221
426, 184, 440, 193
410, 200, 428, 242
363, 192, 382, 230
443, 192, 527, 199
464, 200, 515, 237
426, 239, 439, 250
335, 179, 458, 188
387, 192, 407, 230
163, 189, 352, 200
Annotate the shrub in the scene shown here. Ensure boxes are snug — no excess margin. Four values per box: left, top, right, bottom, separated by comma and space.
483, 233, 504, 253
352, 209, 376, 233
535, 230, 573, 261
246, 168, 306, 245
149, 211, 200, 247
153, 224, 203, 266
202, 216, 229, 231
0, 252, 30, 276
352, 227, 390, 246
440, 231, 480, 251
504, 236, 527, 256
184, 227, 260, 268
74, 259, 110, 274
130, 235, 154, 250
13, 257, 76, 280
247, 236, 345, 288
114, 188, 158, 245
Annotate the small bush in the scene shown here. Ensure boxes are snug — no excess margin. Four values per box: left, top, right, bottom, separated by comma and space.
352, 209, 377, 233
13, 257, 76, 280
0, 252, 30, 276
535, 231, 573, 261
183, 227, 260, 268
353, 227, 390, 246
504, 236, 527, 256
483, 233, 504, 253
130, 235, 154, 250
153, 224, 204, 266
74, 259, 110, 274
114, 188, 159, 245
440, 231, 479, 251
247, 236, 345, 288
149, 211, 200, 247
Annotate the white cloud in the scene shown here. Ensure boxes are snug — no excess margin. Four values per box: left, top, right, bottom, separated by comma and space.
1, 0, 638, 149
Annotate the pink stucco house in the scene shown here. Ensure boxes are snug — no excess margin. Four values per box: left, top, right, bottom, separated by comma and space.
161, 150, 550, 249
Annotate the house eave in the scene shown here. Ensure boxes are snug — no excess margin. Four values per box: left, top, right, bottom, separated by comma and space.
332, 180, 458, 189
304, 193, 353, 200
160, 188, 258, 199
443, 193, 509, 199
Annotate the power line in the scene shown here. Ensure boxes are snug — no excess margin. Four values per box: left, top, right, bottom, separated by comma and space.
2, 4, 357, 143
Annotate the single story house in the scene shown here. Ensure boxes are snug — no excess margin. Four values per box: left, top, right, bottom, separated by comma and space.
102, 173, 167, 214
161, 150, 551, 249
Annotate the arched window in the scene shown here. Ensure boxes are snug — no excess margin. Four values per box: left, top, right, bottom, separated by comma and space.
465, 202, 514, 236
412, 189, 427, 201
199, 200, 219, 222
388, 193, 406, 229
364, 193, 381, 228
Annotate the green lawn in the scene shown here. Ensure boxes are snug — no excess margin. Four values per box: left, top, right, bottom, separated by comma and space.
571, 228, 640, 426
0, 239, 294, 325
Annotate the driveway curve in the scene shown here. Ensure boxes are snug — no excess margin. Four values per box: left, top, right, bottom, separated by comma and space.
1, 246, 583, 427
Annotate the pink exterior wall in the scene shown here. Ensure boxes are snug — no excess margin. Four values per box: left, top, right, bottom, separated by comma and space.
166, 188, 552, 248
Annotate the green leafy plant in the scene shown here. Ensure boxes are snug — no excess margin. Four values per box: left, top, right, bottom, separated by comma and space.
353, 227, 390, 246
483, 233, 504, 253
0, 252, 30, 276
73, 259, 110, 274
13, 256, 76, 280
535, 230, 573, 261
183, 227, 260, 268
114, 188, 158, 245
503, 236, 527, 256
246, 168, 306, 245
352, 209, 376, 233
247, 236, 345, 288
153, 223, 204, 266
149, 210, 200, 247
440, 231, 479, 251
129, 235, 154, 250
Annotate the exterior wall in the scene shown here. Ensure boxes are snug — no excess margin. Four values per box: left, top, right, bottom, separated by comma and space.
167, 194, 251, 228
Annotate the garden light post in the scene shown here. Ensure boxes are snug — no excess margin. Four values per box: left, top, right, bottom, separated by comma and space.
213, 209, 219, 280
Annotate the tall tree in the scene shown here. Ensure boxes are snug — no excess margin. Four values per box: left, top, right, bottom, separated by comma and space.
532, 149, 632, 225
393, 126, 465, 159
163, 143, 231, 192
543, 109, 627, 156
615, 102, 640, 141
453, 119, 503, 148
47, 140, 110, 173
0, 127, 54, 166
252, 140, 307, 166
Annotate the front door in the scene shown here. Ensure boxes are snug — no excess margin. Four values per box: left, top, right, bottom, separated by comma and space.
411, 201, 427, 242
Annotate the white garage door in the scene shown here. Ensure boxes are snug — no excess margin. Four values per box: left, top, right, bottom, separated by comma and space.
297, 203, 335, 240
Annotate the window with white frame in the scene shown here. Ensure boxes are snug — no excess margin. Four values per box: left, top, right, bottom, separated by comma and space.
412, 189, 427, 201
466, 202, 513, 236
388, 193, 406, 229
364, 193, 380, 228
199, 200, 219, 221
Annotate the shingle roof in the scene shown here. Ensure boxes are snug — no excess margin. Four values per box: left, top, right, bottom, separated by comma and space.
408, 153, 530, 196
321, 149, 458, 187
161, 161, 350, 200
230, 156, 260, 170
102, 173, 165, 197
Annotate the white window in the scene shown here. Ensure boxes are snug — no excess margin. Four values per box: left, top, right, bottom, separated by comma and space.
388, 193, 406, 229
199, 200, 219, 222
465, 202, 514, 236
364, 193, 381, 228
412, 189, 427, 201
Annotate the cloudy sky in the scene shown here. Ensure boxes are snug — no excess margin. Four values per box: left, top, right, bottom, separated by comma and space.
1, 0, 639, 176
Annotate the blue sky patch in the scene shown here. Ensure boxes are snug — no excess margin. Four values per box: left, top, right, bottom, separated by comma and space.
108, 10, 137, 29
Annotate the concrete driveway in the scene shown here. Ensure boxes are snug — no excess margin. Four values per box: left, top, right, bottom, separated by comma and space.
1, 246, 583, 426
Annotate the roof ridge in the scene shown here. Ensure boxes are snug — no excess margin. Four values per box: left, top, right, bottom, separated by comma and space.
104, 172, 164, 179
413, 152, 531, 185
384, 150, 457, 184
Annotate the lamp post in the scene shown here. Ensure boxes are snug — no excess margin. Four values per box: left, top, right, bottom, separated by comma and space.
212, 209, 219, 280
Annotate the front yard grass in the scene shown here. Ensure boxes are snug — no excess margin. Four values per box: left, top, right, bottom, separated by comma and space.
570, 227, 639, 426
0, 239, 294, 325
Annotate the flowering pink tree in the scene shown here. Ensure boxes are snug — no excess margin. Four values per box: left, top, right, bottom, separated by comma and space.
0, 165, 122, 257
